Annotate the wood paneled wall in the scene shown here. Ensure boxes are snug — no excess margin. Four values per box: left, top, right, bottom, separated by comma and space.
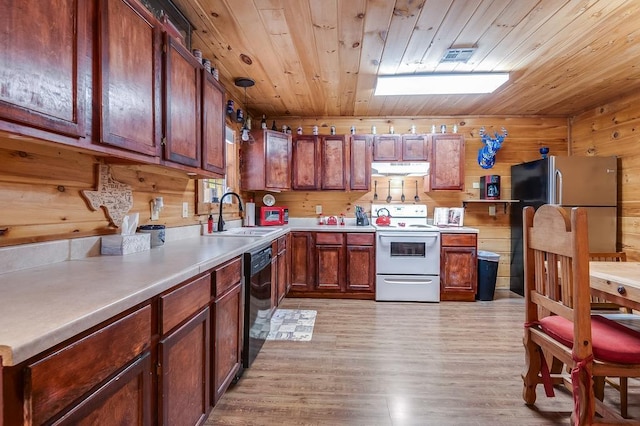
247, 116, 569, 289
571, 92, 640, 260
0, 137, 203, 247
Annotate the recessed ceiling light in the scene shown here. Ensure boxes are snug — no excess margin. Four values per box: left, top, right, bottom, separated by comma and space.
374, 73, 509, 96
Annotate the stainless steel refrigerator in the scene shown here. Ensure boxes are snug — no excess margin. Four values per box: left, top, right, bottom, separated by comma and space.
510, 156, 618, 296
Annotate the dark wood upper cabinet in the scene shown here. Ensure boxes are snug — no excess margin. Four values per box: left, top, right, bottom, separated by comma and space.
163, 35, 202, 168
292, 135, 348, 190
292, 135, 320, 189
372, 135, 402, 161
201, 71, 226, 175
430, 134, 465, 190
349, 134, 372, 191
98, 0, 161, 156
321, 135, 347, 190
242, 130, 291, 191
402, 134, 429, 161
0, 0, 87, 138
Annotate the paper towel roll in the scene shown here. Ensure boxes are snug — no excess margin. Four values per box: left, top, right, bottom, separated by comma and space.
245, 202, 256, 227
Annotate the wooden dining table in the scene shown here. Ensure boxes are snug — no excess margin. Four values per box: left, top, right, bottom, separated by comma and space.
590, 261, 640, 311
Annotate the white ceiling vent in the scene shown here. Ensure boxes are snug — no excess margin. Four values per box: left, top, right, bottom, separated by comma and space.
440, 48, 476, 63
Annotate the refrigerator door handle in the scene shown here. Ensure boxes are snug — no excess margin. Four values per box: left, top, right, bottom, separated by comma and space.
555, 169, 563, 204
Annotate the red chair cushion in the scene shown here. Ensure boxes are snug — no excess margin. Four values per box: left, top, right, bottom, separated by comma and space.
539, 314, 640, 364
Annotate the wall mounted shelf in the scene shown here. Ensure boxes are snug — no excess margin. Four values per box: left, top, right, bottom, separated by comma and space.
462, 199, 519, 214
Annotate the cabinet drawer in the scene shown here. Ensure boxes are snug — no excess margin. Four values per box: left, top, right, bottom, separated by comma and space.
277, 235, 288, 253
346, 233, 374, 246
25, 305, 152, 426
315, 232, 344, 245
160, 274, 211, 334
214, 256, 242, 298
441, 233, 477, 247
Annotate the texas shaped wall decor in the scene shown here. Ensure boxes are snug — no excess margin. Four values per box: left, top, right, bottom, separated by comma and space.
82, 164, 133, 227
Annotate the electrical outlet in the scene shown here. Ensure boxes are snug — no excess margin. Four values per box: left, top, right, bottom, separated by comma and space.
472, 182, 480, 189
182, 202, 189, 218
316, 205, 323, 214
488, 205, 497, 216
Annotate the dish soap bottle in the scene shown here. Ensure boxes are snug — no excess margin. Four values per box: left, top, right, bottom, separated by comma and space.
207, 214, 214, 234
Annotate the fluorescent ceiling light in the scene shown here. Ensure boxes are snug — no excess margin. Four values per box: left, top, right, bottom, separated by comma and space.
374, 73, 509, 96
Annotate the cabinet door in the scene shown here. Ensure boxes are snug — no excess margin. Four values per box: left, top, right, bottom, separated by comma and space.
350, 135, 372, 190
315, 233, 345, 292
271, 253, 278, 308
346, 245, 375, 292
213, 282, 242, 404
321, 135, 347, 190
265, 131, 292, 190
202, 72, 226, 175
402, 134, 429, 161
99, 0, 161, 156
372, 135, 402, 161
290, 232, 314, 292
292, 135, 320, 189
51, 353, 152, 426
0, 0, 86, 138
158, 308, 209, 426
441, 246, 477, 301
430, 134, 465, 190
163, 35, 201, 167
277, 250, 288, 303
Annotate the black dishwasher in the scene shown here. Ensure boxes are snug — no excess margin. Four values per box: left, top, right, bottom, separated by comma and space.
241, 244, 273, 370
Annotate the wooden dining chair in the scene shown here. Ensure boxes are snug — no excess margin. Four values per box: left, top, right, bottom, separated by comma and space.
522, 205, 640, 425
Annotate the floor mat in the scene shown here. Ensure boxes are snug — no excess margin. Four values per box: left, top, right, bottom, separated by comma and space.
266, 309, 317, 341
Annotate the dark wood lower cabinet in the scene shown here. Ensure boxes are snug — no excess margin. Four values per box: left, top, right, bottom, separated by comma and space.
289, 231, 375, 299
276, 234, 289, 304
212, 257, 243, 405
290, 232, 315, 293
158, 308, 210, 426
315, 233, 345, 292
345, 233, 375, 293
440, 233, 478, 301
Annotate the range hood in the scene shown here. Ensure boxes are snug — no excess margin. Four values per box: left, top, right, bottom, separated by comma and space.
371, 162, 430, 176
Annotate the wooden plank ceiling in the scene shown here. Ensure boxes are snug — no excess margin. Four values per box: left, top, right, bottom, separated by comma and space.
172, 0, 640, 118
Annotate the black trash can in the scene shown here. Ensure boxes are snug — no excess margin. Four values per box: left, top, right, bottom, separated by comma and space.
476, 250, 500, 301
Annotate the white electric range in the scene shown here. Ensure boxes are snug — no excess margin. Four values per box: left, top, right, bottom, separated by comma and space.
371, 204, 441, 302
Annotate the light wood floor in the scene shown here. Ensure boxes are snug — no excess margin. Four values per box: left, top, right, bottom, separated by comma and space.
206, 291, 637, 425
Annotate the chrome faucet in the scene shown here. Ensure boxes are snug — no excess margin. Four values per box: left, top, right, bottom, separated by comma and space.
217, 192, 244, 232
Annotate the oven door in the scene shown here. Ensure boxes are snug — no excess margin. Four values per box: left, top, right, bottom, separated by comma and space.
376, 232, 440, 275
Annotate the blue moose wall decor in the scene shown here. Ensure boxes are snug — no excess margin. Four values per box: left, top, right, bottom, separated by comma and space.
477, 127, 507, 169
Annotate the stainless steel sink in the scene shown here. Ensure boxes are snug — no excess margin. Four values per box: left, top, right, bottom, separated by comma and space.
209, 227, 283, 238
